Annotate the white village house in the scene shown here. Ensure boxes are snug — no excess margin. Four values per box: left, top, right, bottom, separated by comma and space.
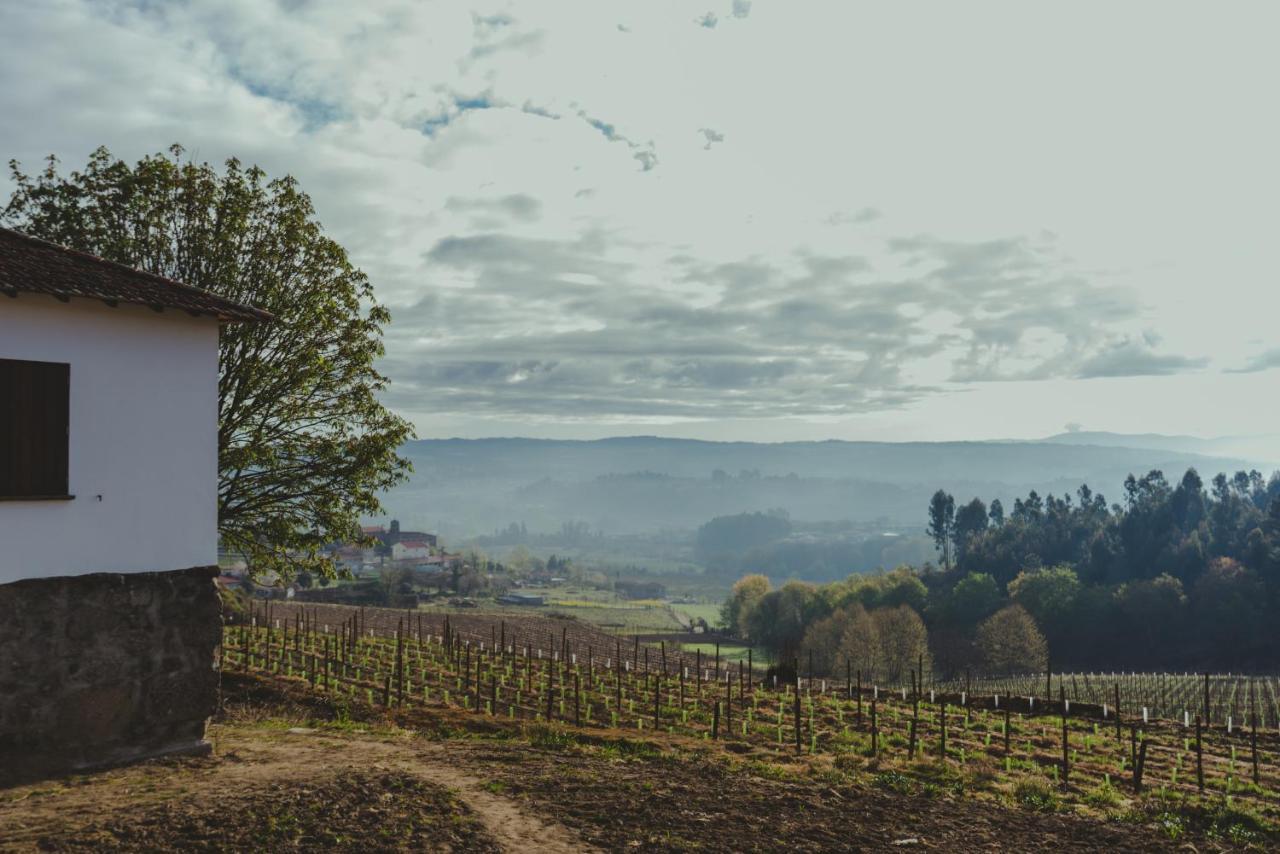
0, 226, 270, 783
390, 539, 434, 561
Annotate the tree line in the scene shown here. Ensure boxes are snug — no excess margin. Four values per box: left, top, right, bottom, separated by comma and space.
723, 467, 1280, 677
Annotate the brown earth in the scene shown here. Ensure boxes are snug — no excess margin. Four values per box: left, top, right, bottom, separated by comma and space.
0, 673, 1262, 852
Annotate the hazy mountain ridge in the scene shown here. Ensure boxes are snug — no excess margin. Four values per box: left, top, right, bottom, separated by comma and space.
386, 435, 1262, 538
1036, 431, 1280, 463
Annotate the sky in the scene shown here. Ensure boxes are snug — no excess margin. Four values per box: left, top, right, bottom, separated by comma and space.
2, 1, 1278, 444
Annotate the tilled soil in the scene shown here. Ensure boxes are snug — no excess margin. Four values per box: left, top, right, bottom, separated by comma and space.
458, 740, 1191, 852
0, 673, 1262, 852
30, 771, 496, 852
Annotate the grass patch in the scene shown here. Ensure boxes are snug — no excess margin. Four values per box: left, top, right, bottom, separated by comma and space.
1013, 778, 1060, 812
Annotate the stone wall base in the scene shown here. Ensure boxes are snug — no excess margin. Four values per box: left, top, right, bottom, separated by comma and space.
0, 566, 221, 787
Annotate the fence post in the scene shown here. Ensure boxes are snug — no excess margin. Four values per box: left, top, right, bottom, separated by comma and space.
1061, 686, 1069, 786
1252, 682, 1261, 785
712, 701, 720, 740
939, 703, 947, 762
1114, 683, 1122, 741
1203, 672, 1210, 727
870, 698, 879, 758
1133, 738, 1147, 793
1195, 715, 1204, 792
794, 682, 802, 755
856, 669, 863, 727
910, 694, 920, 758
724, 678, 731, 736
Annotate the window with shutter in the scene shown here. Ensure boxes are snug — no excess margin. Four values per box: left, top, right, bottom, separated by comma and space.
0, 358, 71, 499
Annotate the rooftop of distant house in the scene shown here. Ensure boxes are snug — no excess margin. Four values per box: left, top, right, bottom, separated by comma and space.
397, 540, 434, 550
0, 226, 273, 323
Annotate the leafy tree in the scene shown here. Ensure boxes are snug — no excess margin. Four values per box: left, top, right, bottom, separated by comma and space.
976, 605, 1048, 674
927, 490, 956, 567
952, 497, 988, 562
1191, 557, 1268, 666
1114, 573, 1186, 660
744, 580, 824, 662
872, 605, 931, 683
824, 565, 927, 613
720, 573, 771, 637
4, 146, 413, 578
988, 498, 1005, 527
800, 608, 854, 676
1008, 565, 1080, 648
837, 604, 881, 680
946, 572, 1002, 625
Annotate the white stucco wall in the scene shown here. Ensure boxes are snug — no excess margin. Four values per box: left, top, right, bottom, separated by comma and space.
0, 296, 220, 582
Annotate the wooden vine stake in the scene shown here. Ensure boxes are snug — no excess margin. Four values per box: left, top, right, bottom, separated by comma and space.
1252, 681, 1260, 785
1195, 715, 1204, 792
1133, 738, 1147, 793
870, 698, 878, 758
1059, 686, 1069, 786
794, 679, 803, 755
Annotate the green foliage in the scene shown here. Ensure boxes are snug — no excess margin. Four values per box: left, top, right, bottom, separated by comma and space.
4, 146, 414, 579
721, 574, 771, 637
1008, 566, 1080, 630
1013, 778, 1060, 812
927, 490, 956, 567
743, 580, 824, 660
945, 572, 1002, 625
976, 605, 1047, 674
825, 566, 927, 613
1082, 779, 1122, 809
952, 469, 1280, 669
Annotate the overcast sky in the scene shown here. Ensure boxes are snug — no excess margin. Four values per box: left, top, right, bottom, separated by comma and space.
3, 1, 1278, 443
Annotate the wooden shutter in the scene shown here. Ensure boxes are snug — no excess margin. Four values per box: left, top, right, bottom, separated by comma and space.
0, 358, 70, 498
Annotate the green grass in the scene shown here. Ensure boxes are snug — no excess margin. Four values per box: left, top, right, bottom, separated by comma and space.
669, 603, 723, 627
678, 642, 761, 666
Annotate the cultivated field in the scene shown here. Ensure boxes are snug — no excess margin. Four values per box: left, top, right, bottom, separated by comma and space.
228, 601, 1280, 843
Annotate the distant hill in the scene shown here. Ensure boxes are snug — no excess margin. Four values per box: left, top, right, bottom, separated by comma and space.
1037, 431, 1280, 465
383, 436, 1266, 539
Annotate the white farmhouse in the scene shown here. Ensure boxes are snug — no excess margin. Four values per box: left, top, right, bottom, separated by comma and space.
0, 226, 270, 783
391, 539, 434, 561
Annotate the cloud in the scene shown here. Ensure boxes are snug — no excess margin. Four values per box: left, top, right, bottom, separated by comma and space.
577, 110, 659, 171
1226, 347, 1280, 374
0, 0, 1245, 436
699, 128, 725, 149
375, 225, 1208, 422
445, 193, 542, 224
825, 208, 880, 226
1074, 339, 1209, 379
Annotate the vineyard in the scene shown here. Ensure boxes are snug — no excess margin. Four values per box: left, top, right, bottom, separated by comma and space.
225, 602, 1280, 831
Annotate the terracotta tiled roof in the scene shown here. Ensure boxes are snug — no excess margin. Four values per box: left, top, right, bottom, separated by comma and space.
0, 226, 272, 323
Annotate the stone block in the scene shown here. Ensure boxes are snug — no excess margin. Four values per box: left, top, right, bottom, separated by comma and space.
0, 566, 220, 786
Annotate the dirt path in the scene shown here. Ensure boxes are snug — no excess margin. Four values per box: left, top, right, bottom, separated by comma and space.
0, 725, 596, 853
360, 737, 597, 853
